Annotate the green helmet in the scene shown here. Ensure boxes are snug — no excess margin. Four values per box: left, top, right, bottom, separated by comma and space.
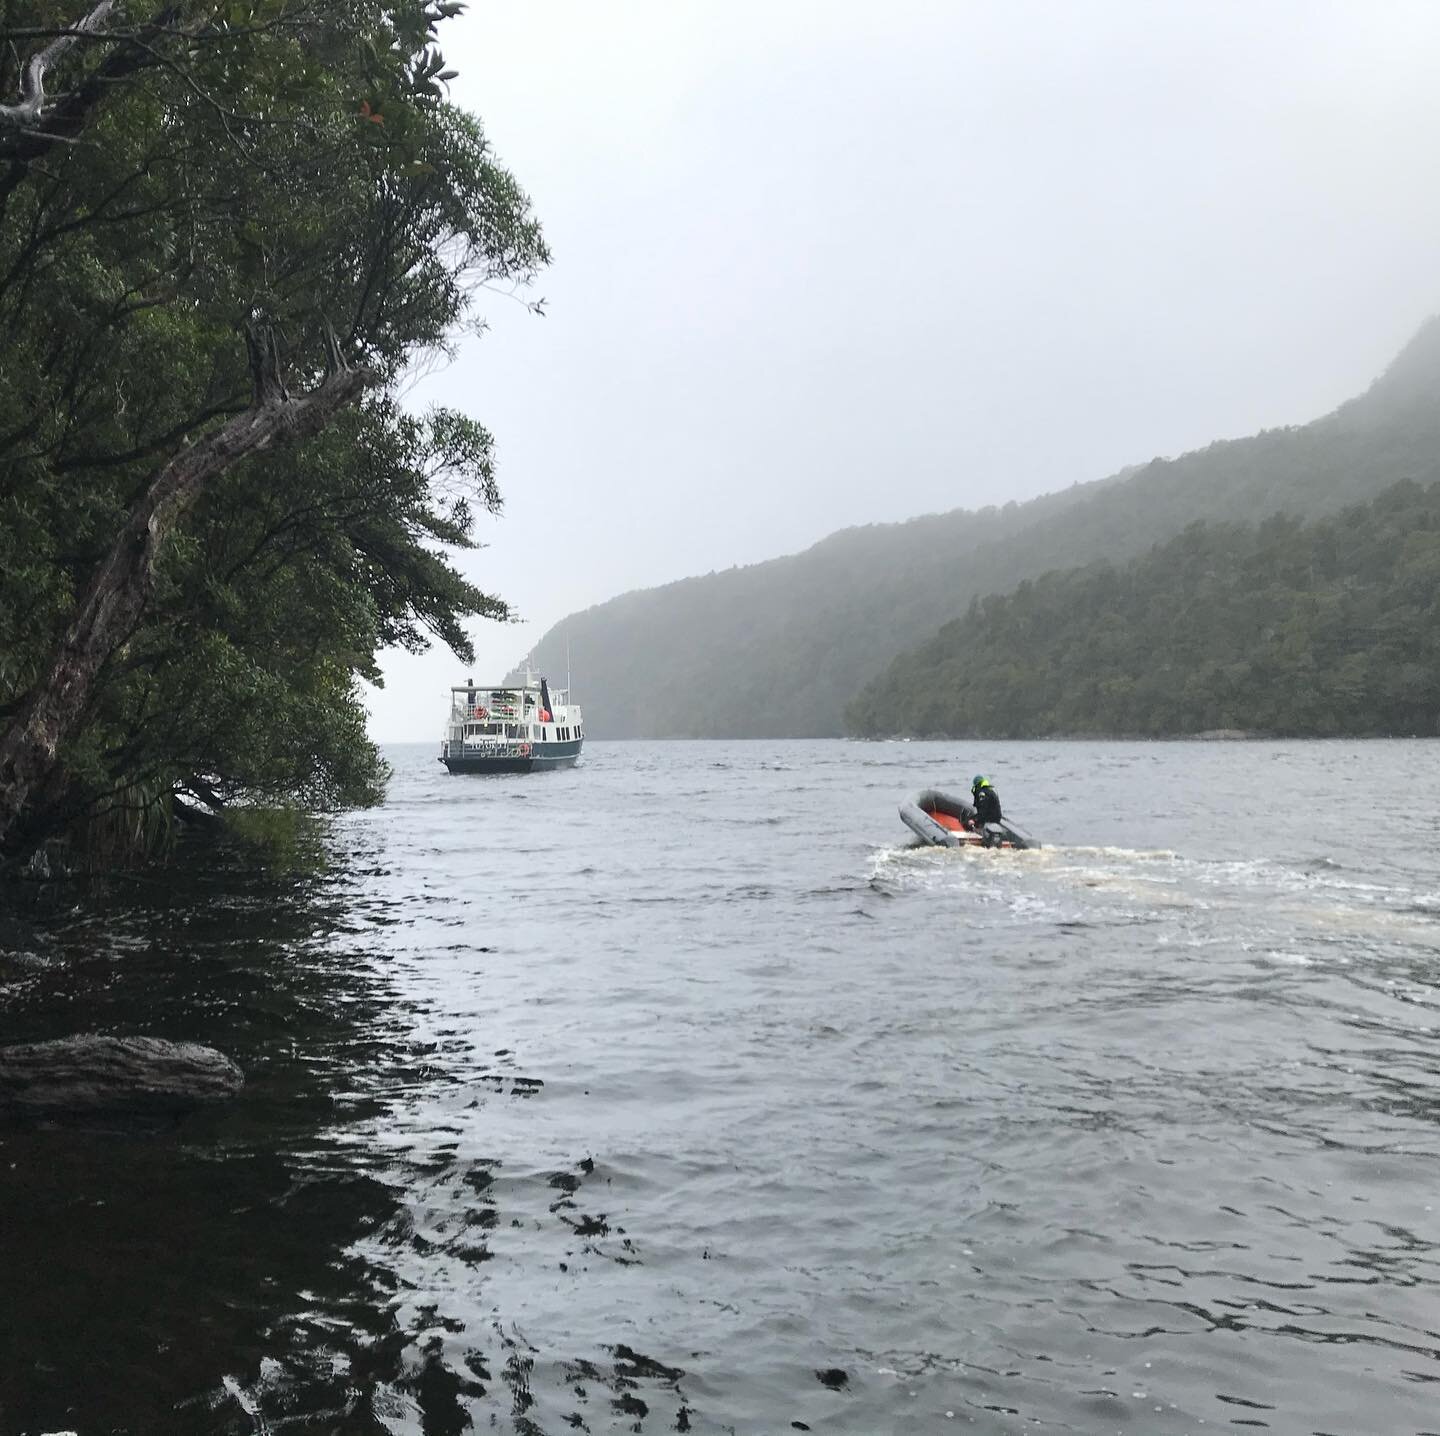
972, 775, 988, 791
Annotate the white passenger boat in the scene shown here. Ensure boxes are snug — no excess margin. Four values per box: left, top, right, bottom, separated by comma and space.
439, 668, 584, 774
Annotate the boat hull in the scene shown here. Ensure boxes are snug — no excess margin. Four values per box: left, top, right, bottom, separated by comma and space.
440, 739, 583, 774
899, 787, 1039, 850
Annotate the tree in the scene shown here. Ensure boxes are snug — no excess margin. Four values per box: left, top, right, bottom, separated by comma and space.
0, 0, 548, 853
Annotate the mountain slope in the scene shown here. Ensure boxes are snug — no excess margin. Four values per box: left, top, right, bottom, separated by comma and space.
848, 479, 1440, 738
525, 319, 1440, 738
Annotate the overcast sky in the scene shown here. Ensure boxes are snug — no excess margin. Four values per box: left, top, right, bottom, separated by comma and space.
368, 0, 1440, 740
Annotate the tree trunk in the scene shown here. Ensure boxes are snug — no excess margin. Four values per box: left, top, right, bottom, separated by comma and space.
0, 0, 145, 218
0, 0, 119, 128
0, 348, 374, 850
0, 1034, 243, 1120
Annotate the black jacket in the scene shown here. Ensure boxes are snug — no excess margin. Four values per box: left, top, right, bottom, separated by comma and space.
972, 785, 1002, 825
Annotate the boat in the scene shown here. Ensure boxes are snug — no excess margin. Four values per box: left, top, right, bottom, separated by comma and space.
439, 667, 584, 775
898, 787, 1039, 850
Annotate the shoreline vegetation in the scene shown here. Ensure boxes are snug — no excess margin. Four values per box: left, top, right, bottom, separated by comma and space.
0, 0, 547, 868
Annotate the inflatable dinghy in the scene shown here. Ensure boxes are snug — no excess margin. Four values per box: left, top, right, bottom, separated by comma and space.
898, 787, 1040, 850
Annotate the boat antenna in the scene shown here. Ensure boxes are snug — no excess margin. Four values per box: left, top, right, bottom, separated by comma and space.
565, 637, 571, 696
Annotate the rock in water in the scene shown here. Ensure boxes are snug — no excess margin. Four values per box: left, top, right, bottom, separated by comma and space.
0, 1035, 244, 1119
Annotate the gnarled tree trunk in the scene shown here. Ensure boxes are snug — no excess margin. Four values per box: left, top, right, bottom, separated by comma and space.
0, 333, 374, 851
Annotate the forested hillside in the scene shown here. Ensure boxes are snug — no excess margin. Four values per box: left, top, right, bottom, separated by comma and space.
527, 319, 1440, 738
847, 480, 1440, 738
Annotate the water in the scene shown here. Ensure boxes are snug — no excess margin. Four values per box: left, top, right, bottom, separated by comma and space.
4, 740, 1440, 1435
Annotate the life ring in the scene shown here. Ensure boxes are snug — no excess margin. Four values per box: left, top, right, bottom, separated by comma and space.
519, 741, 532, 757
474, 706, 488, 718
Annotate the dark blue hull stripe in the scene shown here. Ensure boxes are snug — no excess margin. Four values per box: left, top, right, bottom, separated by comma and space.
440, 740, 583, 774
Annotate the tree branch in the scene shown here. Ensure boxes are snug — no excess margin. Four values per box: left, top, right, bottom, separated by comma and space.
0, 327, 376, 850
0, 0, 119, 128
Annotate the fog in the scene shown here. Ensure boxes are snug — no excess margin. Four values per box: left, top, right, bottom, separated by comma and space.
368, 0, 1440, 740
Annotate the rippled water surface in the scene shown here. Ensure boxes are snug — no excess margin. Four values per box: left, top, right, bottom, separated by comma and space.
4, 740, 1440, 1435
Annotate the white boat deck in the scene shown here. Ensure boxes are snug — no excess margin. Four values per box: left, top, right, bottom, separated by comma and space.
442, 678, 583, 757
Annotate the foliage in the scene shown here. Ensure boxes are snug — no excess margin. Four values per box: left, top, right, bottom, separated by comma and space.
527, 319, 1440, 738
0, 0, 546, 849
846, 481, 1440, 738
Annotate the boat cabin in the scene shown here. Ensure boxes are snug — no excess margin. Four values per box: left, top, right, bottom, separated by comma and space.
445, 679, 584, 751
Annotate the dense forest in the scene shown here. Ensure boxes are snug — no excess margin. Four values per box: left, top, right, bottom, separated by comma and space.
526, 318, 1440, 738
846, 480, 1440, 738
0, 0, 544, 858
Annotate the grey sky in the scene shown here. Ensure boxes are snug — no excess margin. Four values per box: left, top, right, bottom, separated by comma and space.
368, 0, 1440, 740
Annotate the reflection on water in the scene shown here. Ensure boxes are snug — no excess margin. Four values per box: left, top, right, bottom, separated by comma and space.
0, 852, 409, 1434
3, 740, 1440, 1434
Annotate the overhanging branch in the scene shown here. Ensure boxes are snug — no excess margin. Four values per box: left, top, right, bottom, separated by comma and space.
0, 326, 377, 850
0, 0, 120, 128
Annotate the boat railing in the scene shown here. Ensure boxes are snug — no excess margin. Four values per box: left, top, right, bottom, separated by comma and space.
451, 701, 538, 722
462, 733, 536, 750
443, 737, 537, 759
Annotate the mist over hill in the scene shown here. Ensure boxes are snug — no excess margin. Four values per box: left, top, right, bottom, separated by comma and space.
525, 320, 1440, 738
